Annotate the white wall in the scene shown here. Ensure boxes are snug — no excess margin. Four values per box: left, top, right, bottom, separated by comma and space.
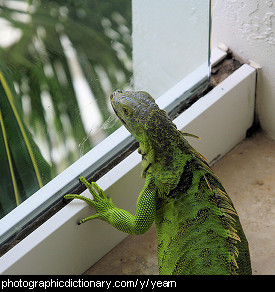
211, 0, 275, 139
132, 0, 210, 98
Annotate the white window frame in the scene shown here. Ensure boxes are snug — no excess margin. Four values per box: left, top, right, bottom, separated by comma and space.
0, 48, 256, 274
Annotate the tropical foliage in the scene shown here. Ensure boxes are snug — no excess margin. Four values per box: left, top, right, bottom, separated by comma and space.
0, 0, 132, 219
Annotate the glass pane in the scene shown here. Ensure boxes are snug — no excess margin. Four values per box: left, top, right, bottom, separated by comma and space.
0, 0, 211, 229
0, 0, 132, 219
132, 0, 211, 99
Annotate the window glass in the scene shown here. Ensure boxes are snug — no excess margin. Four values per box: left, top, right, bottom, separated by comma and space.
0, 0, 132, 219
132, 0, 211, 98
0, 0, 211, 227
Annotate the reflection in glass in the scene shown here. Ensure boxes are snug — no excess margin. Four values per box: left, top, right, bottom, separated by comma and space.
0, 0, 132, 219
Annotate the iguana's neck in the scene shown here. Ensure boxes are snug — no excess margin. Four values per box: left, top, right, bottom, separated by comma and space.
140, 136, 190, 197
136, 108, 198, 197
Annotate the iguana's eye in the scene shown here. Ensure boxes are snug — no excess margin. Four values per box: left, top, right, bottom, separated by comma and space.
122, 107, 131, 116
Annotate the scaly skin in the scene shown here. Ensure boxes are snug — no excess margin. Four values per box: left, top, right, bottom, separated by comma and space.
65, 90, 252, 275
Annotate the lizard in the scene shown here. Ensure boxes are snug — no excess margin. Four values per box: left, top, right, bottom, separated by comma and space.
65, 90, 252, 275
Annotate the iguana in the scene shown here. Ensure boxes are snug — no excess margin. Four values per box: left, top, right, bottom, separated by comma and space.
65, 90, 252, 275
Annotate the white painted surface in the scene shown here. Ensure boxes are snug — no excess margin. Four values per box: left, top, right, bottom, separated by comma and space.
132, 0, 210, 98
211, 0, 275, 139
176, 64, 256, 163
0, 64, 256, 275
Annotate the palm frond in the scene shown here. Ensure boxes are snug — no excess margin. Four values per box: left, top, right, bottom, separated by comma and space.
0, 0, 132, 218
0, 64, 52, 218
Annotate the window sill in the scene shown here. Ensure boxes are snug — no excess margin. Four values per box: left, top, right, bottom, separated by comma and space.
0, 57, 256, 275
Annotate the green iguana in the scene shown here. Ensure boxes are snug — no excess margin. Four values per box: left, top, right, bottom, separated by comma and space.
65, 90, 252, 275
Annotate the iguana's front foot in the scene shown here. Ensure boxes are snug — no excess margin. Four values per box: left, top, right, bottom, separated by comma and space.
64, 177, 115, 225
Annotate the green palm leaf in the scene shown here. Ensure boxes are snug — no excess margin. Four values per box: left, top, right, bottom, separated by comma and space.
0, 64, 52, 218
0, 0, 132, 218
0, 0, 132, 170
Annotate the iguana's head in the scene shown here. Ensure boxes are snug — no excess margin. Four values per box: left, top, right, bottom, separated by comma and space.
110, 90, 160, 142
110, 90, 187, 194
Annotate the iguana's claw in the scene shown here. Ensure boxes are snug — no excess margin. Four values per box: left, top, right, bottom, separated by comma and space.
64, 176, 115, 225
